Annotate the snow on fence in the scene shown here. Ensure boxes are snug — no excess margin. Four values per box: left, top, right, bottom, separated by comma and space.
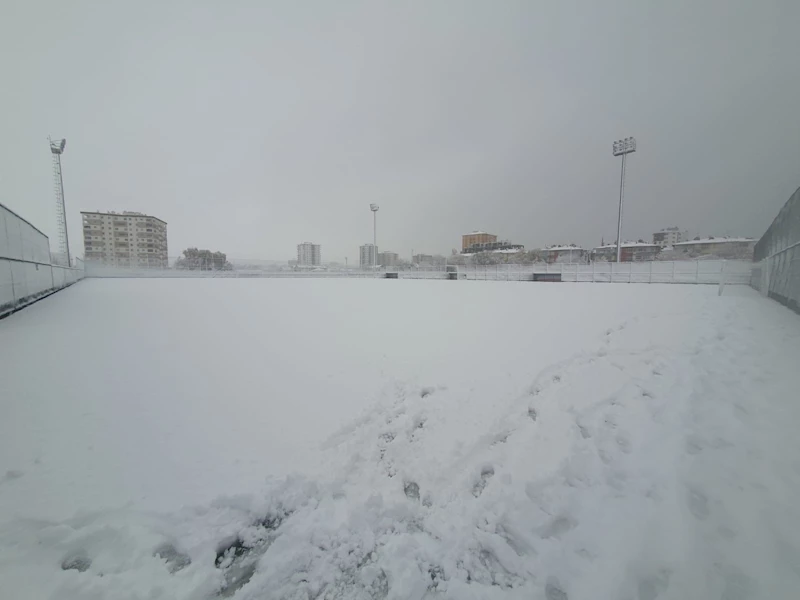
750, 187, 800, 314
84, 259, 753, 285
400, 260, 752, 284
0, 203, 84, 317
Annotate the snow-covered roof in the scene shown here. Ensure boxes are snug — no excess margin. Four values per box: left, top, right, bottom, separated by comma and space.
492, 248, 524, 254
463, 231, 490, 235
673, 237, 755, 246
544, 245, 585, 251
593, 242, 660, 250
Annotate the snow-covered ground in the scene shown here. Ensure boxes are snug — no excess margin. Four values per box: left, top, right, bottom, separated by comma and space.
1, 279, 799, 599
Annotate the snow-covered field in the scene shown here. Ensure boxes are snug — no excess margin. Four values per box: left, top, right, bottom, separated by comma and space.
1, 279, 799, 599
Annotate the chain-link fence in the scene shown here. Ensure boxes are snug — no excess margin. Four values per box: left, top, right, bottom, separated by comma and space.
751, 187, 800, 314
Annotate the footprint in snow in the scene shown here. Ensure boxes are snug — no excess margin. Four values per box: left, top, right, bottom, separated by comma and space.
616, 433, 632, 454
153, 542, 191, 573
637, 569, 671, 600
2, 469, 24, 483
404, 481, 420, 500
61, 549, 91, 572
685, 434, 703, 455
687, 488, 710, 520
540, 515, 577, 539
472, 466, 495, 497
545, 577, 569, 600
214, 514, 285, 597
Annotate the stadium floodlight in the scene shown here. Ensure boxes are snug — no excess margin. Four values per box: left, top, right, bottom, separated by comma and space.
612, 137, 636, 157
49, 137, 70, 266
612, 137, 636, 262
370, 204, 379, 269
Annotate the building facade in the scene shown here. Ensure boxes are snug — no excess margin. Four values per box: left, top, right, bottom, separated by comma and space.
462, 231, 497, 252
592, 242, 661, 262
413, 254, 446, 266
672, 237, 755, 259
360, 244, 378, 268
652, 227, 687, 247
542, 245, 588, 264
297, 242, 321, 266
82, 211, 168, 267
377, 251, 398, 267
462, 240, 523, 254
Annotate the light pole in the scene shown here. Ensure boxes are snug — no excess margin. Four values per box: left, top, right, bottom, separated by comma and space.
370, 203, 379, 270
49, 137, 70, 266
612, 137, 636, 263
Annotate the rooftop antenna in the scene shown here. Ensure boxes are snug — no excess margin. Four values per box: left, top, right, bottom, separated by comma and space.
49, 136, 70, 266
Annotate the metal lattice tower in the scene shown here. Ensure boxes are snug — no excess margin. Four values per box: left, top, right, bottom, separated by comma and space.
49, 137, 70, 266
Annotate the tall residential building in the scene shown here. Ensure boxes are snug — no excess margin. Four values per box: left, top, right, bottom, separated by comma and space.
377, 251, 398, 267
360, 244, 378, 268
462, 231, 497, 252
297, 242, 321, 266
81, 211, 168, 267
652, 227, 687, 247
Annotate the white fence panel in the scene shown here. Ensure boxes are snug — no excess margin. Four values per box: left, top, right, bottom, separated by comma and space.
0, 202, 84, 317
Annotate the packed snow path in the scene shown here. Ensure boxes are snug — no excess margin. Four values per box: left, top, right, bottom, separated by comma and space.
1, 279, 799, 599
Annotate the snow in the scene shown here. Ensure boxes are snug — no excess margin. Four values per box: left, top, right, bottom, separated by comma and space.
673, 237, 755, 246
594, 242, 661, 249
1, 279, 800, 599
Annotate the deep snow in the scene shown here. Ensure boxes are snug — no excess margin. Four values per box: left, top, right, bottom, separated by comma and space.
1, 279, 799, 599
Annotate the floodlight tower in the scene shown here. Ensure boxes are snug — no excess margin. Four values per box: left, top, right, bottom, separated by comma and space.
49, 137, 70, 266
370, 203, 379, 269
612, 137, 636, 263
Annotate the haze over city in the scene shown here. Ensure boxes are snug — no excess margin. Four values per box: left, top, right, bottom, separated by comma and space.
2, 0, 798, 263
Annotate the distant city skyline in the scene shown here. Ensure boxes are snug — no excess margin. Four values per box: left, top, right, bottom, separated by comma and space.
2, 1, 798, 264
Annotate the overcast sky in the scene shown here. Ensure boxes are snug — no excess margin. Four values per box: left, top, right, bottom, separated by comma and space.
2, 0, 799, 263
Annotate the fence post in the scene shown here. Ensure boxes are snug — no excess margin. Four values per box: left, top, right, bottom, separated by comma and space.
592, 261, 595, 283
629, 263, 633, 283
649, 261, 653, 284
696, 260, 700, 284
718, 260, 726, 296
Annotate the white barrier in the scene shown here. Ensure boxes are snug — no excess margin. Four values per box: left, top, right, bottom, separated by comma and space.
83, 259, 752, 285
401, 260, 752, 284
0, 203, 84, 317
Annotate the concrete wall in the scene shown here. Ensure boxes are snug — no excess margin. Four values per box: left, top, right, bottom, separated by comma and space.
0, 202, 84, 317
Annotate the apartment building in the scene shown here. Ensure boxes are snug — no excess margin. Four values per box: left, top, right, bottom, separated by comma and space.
592, 242, 661, 262
82, 211, 168, 267
360, 244, 378, 268
652, 227, 688, 247
542, 245, 588, 264
462, 231, 497, 252
297, 242, 321, 266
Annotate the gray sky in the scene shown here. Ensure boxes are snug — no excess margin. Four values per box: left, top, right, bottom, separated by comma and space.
2, 0, 799, 263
